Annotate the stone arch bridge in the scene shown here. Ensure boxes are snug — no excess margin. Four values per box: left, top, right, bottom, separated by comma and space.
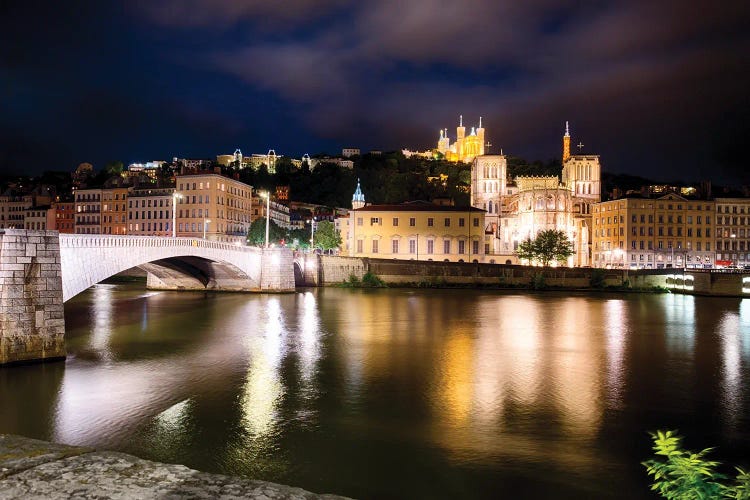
0, 230, 294, 365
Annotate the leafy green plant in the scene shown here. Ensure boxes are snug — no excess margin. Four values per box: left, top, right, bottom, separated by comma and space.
361, 272, 386, 288
643, 430, 750, 499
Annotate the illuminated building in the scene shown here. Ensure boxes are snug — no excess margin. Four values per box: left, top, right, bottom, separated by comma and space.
342, 148, 360, 158
472, 123, 600, 266
175, 172, 253, 242
101, 187, 129, 235
127, 187, 174, 236
74, 188, 102, 234
344, 198, 486, 262
252, 192, 291, 230
437, 115, 485, 163
592, 194, 715, 269
53, 201, 75, 233
714, 198, 750, 267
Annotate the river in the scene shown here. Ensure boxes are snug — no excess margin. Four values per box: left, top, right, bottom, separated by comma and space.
1, 284, 749, 498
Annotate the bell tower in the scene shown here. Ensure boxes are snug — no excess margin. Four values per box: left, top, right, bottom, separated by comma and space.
562, 121, 571, 163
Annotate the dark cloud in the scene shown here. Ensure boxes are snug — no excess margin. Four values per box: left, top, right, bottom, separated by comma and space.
2, 0, 749, 184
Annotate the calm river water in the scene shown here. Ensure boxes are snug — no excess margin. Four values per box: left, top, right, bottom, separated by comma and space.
1, 284, 749, 498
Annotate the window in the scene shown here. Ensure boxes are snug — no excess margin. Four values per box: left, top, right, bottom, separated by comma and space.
357, 217, 363, 226
409, 217, 416, 227
370, 217, 380, 226
392, 239, 399, 254
427, 240, 434, 254
443, 240, 450, 254
458, 240, 466, 254
372, 240, 379, 253
393, 217, 399, 226
473, 217, 479, 227
357, 240, 363, 253
458, 218, 465, 227
409, 240, 416, 254
444, 218, 451, 227
427, 218, 434, 227
472, 240, 479, 254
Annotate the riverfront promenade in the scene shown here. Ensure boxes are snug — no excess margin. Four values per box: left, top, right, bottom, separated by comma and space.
0, 434, 346, 499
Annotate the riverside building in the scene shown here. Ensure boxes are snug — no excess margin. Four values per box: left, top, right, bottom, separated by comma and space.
592, 193, 715, 269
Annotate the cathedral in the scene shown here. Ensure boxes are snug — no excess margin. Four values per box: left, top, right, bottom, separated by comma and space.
471, 122, 601, 267
437, 116, 485, 163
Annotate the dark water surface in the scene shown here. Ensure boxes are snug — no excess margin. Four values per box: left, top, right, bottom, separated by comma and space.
1, 284, 749, 498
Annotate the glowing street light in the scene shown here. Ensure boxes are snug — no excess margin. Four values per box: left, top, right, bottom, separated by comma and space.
308, 217, 316, 251
260, 191, 270, 248
203, 218, 211, 239
171, 192, 183, 237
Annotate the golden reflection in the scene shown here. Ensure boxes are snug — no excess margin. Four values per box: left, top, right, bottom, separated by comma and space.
89, 284, 114, 361
298, 292, 321, 385
550, 299, 603, 435
437, 330, 474, 426
240, 297, 284, 437
604, 299, 627, 407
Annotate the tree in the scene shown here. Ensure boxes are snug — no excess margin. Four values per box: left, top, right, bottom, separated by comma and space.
643, 430, 750, 499
516, 229, 574, 266
313, 220, 342, 251
246, 218, 286, 246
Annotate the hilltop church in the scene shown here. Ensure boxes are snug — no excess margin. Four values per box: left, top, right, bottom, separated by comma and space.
437, 116, 486, 163
471, 122, 601, 267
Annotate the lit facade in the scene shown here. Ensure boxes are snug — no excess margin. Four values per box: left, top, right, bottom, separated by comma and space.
592, 193, 715, 269
101, 187, 129, 235
53, 201, 75, 233
344, 201, 486, 262
175, 173, 253, 242
127, 187, 174, 236
0, 195, 33, 229
74, 188, 102, 234
252, 193, 291, 229
437, 116, 485, 163
471, 123, 600, 266
24, 207, 55, 230
714, 198, 750, 267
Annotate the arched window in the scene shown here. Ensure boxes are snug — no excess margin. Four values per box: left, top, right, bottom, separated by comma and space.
488, 200, 493, 213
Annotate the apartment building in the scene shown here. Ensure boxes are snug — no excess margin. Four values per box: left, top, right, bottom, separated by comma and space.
174, 172, 253, 242
127, 187, 174, 236
592, 193, 715, 269
343, 201, 486, 262
714, 198, 750, 268
74, 188, 102, 234
101, 187, 129, 235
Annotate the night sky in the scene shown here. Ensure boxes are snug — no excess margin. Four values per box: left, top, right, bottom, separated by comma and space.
2, 0, 749, 183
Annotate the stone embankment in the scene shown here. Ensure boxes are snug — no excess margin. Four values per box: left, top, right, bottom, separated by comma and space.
0, 434, 348, 500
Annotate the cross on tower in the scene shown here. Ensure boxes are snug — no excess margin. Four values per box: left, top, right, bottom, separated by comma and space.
577, 142, 584, 151
485, 141, 492, 152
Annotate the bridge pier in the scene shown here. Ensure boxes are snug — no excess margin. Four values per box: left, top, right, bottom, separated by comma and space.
0, 230, 66, 366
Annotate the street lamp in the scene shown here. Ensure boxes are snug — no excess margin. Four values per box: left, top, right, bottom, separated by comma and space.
171, 192, 183, 237
260, 191, 270, 248
308, 217, 316, 251
203, 218, 211, 239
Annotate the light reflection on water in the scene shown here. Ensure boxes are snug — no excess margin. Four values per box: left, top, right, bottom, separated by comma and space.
0, 285, 749, 499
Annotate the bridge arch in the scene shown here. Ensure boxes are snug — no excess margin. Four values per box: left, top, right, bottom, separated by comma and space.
59, 235, 293, 302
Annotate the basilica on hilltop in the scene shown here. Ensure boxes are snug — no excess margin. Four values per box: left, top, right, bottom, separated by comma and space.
437, 116, 486, 163
471, 122, 601, 267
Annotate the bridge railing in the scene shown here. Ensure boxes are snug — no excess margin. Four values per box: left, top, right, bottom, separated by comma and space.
59, 234, 262, 253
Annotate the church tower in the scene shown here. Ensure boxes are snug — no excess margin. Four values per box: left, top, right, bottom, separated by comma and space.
456, 115, 466, 161
352, 179, 365, 209
562, 121, 571, 163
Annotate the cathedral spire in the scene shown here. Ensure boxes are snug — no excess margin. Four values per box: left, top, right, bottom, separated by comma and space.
562, 121, 571, 163
459, 115, 463, 127
565, 120, 570, 138
479, 116, 482, 128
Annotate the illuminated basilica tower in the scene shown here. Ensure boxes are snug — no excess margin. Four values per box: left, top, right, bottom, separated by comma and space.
437, 116, 485, 163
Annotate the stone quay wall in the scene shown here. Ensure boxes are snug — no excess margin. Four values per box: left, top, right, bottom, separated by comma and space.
0, 230, 66, 365
305, 255, 750, 297
0, 434, 347, 499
